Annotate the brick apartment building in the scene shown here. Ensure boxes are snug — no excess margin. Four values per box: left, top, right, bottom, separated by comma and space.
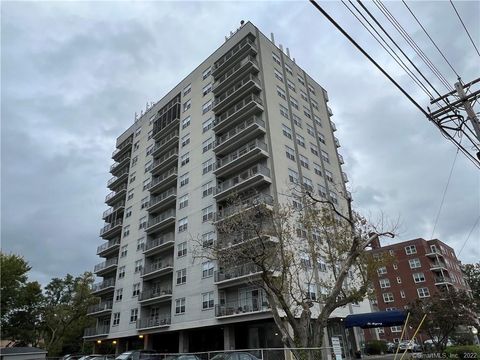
364, 238, 471, 343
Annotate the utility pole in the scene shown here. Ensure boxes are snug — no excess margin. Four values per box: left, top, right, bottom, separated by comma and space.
429, 77, 480, 168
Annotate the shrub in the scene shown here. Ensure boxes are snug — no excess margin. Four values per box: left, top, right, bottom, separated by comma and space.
365, 340, 388, 355
445, 345, 480, 359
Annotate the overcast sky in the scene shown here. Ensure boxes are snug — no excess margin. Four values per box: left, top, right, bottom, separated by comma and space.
2, 1, 479, 286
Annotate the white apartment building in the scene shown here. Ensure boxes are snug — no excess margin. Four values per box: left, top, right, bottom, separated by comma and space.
86, 21, 367, 356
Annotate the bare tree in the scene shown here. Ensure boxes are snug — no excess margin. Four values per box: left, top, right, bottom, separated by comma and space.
196, 190, 396, 360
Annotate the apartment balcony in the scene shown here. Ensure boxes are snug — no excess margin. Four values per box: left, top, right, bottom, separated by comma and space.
214, 116, 266, 156
338, 154, 344, 165
334, 137, 340, 148
99, 219, 123, 239
92, 278, 115, 295
214, 263, 262, 289
217, 231, 277, 251
97, 238, 121, 257
330, 121, 337, 132
110, 155, 131, 176
425, 249, 444, 258
145, 209, 176, 234
214, 164, 272, 201
327, 106, 333, 116
147, 188, 176, 214
430, 261, 448, 271
212, 36, 257, 78
149, 167, 178, 195
102, 201, 125, 220
144, 233, 175, 257
213, 56, 259, 95
342, 172, 349, 183
107, 169, 129, 190
94, 257, 118, 276
137, 315, 171, 330
112, 136, 133, 161
151, 148, 178, 176
435, 276, 453, 286
141, 261, 174, 281
214, 139, 268, 178
87, 300, 113, 316
84, 325, 110, 339
153, 116, 180, 141
105, 184, 127, 206
213, 94, 264, 133
213, 74, 262, 114
323, 88, 329, 102
138, 288, 172, 305
215, 193, 274, 222
151, 130, 179, 158
215, 293, 270, 318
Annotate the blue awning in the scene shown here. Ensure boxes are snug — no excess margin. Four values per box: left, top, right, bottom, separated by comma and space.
345, 310, 406, 328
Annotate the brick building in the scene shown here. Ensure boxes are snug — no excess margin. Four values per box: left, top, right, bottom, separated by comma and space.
364, 238, 471, 343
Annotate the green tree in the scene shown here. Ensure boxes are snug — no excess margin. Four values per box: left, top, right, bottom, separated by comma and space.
462, 263, 480, 311
0, 252, 43, 346
42, 272, 97, 355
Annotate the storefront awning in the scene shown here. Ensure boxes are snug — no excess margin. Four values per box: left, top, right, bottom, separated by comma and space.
345, 310, 406, 328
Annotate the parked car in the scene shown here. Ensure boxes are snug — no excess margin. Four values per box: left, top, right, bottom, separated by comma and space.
115, 351, 159, 360
386, 342, 397, 353
90, 356, 115, 360
398, 341, 421, 352
168, 355, 202, 360
79, 355, 104, 360
210, 352, 261, 360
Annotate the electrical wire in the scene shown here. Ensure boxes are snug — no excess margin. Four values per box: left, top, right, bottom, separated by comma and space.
373, 0, 455, 92
449, 0, 480, 57
402, 0, 461, 79
341, 0, 435, 99
457, 216, 480, 256
430, 147, 459, 239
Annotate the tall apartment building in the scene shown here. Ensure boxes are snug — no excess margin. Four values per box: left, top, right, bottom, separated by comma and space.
85, 21, 362, 354
365, 237, 471, 343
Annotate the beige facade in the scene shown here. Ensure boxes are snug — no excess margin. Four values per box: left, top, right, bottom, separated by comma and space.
86, 21, 364, 353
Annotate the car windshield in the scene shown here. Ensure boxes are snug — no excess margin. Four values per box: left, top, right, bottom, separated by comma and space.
116, 353, 133, 360
211, 354, 225, 360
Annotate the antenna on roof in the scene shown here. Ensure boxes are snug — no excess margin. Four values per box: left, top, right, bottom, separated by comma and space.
286, 48, 291, 58
270, 33, 275, 45
240, 20, 245, 26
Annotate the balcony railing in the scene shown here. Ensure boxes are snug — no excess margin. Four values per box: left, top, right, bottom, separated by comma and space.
148, 188, 176, 210
214, 94, 263, 129
215, 116, 265, 150
435, 276, 453, 284
94, 257, 118, 273
87, 300, 113, 315
102, 201, 125, 219
144, 233, 175, 252
150, 167, 178, 191
214, 263, 262, 283
330, 121, 337, 131
213, 56, 259, 92
216, 193, 273, 221
147, 209, 176, 229
96, 238, 121, 255
430, 261, 448, 270
215, 164, 271, 197
216, 139, 267, 170
107, 169, 129, 188
92, 278, 115, 293
152, 148, 178, 171
142, 260, 174, 277
110, 153, 130, 172
137, 316, 171, 329
138, 287, 172, 302
152, 130, 179, 157
342, 172, 349, 183
105, 184, 127, 203
213, 36, 256, 73
215, 292, 269, 317
99, 219, 123, 237
213, 74, 261, 112
425, 248, 444, 257
112, 136, 133, 159
338, 154, 344, 165
84, 324, 110, 337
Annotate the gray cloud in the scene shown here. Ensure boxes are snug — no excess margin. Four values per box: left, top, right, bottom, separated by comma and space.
2, 1, 479, 285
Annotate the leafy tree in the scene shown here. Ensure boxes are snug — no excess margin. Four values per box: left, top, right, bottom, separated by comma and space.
0, 252, 43, 346
42, 272, 97, 355
198, 192, 395, 360
462, 263, 480, 311
408, 287, 478, 351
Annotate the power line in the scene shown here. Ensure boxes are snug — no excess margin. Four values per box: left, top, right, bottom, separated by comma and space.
458, 216, 480, 256
402, 0, 461, 79
430, 147, 459, 239
449, 0, 480, 57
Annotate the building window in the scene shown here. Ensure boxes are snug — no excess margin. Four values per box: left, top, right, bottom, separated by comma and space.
178, 217, 188, 232
175, 298, 186, 314
178, 194, 189, 209
182, 116, 191, 129
181, 134, 190, 147
409, 258, 421, 269
285, 146, 295, 161
132, 283, 141, 297
141, 196, 149, 210
118, 265, 125, 279
303, 107, 312, 119
120, 245, 128, 258
202, 205, 214, 222
329, 191, 338, 204
274, 69, 283, 82
277, 86, 286, 100
325, 170, 333, 183
307, 125, 315, 137
313, 163, 322, 176
382, 292, 394, 303
143, 178, 151, 191
146, 145, 154, 156
397, 276, 402, 284
311, 99, 319, 110
202, 158, 214, 174
181, 152, 190, 166
202, 66, 212, 80
138, 216, 147, 230
298, 75, 305, 86
292, 114, 302, 128
129, 172, 136, 183
202, 291, 214, 309
123, 225, 130, 238
147, 130, 153, 140
202, 100, 213, 114
314, 115, 322, 127
290, 97, 299, 110
288, 169, 299, 184
308, 84, 316, 95
310, 143, 319, 156
133, 141, 140, 152
202, 118, 213, 132
306, 283, 317, 301
113, 312, 120, 326
412, 272, 426, 283
301, 91, 308, 101
287, 79, 296, 92
203, 83, 212, 96
202, 138, 214, 153
379, 279, 390, 288
318, 185, 327, 198
285, 63, 293, 75
179, 172, 189, 187
202, 232, 215, 247
282, 124, 292, 139
176, 269, 187, 285
272, 52, 281, 65
202, 181, 214, 197
280, 105, 289, 119
134, 259, 143, 273
144, 161, 152, 173
299, 154, 309, 169
134, 127, 141, 137
296, 134, 305, 147
391, 326, 402, 333
417, 287, 430, 298
393, 263, 398, 270
183, 84, 191, 96
377, 266, 387, 275
177, 242, 187, 257
405, 245, 417, 255
125, 207, 132, 218
318, 257, 327, 272
321, 150, 329, 163
318, 133, 326, 144
136, 237, 145, 251
202, 261, 214, 278
130, 308, 138, 323
183, 99, 192, 112
127, 190, 134, 201
131, 156, 138, 167
400, 290, 406, 298
115, 288, 123, 301
303, 177, 313, 192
